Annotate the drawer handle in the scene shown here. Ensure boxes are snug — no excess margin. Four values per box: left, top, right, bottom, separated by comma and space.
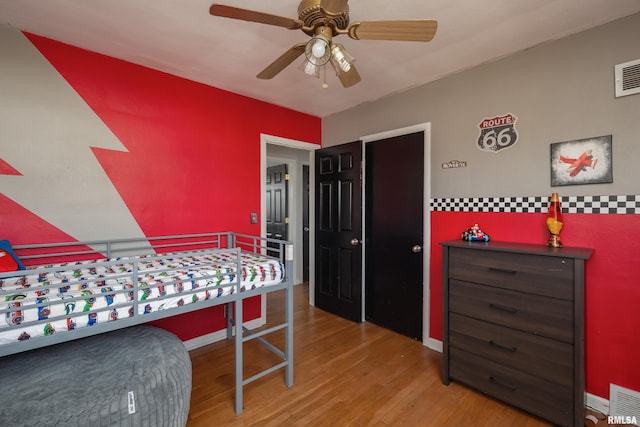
489, 375, 518, 391
489, 303, 518, 314
488, 267, 517, 275
489, 340, 517, 353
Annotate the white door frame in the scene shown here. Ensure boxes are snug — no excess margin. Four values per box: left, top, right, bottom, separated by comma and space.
260, 134, 319, 304
360, 123, 438, 350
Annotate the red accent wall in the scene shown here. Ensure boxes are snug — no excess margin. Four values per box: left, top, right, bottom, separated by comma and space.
430, 210, 640, 399
1, 33, 320, 342
0, 159, 22, 175
24, 33, 320, 238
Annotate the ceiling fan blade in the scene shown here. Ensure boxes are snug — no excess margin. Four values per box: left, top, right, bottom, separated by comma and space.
257, 43, 307, 79
337, 64, 361, 88
347, 20, 438, 42
320, 0, 349, 16
209, 4, 302, 29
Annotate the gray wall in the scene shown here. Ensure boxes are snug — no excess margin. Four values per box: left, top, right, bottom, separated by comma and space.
322, 13, 640, 199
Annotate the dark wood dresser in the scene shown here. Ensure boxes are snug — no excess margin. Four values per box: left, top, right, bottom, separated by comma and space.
440, 240, 593, 427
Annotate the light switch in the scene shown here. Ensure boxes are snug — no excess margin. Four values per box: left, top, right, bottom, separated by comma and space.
250, 212, 258, 224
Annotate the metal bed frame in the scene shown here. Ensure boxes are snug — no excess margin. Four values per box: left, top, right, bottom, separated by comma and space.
0, 231, 294, 414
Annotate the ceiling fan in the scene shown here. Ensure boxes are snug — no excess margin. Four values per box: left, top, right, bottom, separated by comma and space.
209, 0, 437, 88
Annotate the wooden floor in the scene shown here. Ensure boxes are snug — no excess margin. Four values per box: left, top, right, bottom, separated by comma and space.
186, 283, 560, 426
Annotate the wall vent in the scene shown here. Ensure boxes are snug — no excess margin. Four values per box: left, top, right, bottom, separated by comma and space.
610, 383, 640, 426
615, 59, 640, 98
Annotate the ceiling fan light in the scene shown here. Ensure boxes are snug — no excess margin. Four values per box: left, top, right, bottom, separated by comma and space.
330, 44, 354, 74
312, 39, 326, 58
298, 58, 320, 78
305, 35, 331, 66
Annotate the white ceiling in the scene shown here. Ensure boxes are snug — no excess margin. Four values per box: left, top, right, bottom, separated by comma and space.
2, 0, 639, 118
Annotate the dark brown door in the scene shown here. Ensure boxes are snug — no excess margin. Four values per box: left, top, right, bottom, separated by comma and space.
302, 164, 310, 282
266, 164, 288, 255
365, 132, 424, 339
315, 141, 362, 323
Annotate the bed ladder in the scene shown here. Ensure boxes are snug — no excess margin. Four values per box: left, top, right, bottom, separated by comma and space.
225, 259, 294, 414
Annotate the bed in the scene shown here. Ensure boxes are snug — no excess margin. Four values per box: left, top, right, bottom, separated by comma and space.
0, 232, 294, 419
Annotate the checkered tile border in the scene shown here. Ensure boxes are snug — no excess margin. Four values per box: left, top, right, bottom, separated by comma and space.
431, 195, 640, 214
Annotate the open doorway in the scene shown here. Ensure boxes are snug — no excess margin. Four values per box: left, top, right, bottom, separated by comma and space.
260, 134, 318, 296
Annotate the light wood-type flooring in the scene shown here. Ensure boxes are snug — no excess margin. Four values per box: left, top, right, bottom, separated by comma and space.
187, 283, 600, 426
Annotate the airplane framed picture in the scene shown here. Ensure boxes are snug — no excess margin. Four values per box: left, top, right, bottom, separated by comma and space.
550, 135, 613, 186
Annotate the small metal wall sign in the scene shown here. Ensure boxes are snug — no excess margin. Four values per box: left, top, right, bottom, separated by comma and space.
477, 113, 519, 153
442, 160, 467, 169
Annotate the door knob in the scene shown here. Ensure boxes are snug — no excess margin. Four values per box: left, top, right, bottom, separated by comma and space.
303, 227, 310, 232
412, 245, 422, 253
350, 238, 361, 246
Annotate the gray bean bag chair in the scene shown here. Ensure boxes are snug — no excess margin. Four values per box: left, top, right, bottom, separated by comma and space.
0, 325, 191, 426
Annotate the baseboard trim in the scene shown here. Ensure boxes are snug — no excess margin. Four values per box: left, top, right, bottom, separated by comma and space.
424, 337, 443, 352
183, 317, 266, 351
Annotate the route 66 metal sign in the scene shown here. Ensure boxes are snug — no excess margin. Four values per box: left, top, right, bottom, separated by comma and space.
477, 113, 519, 153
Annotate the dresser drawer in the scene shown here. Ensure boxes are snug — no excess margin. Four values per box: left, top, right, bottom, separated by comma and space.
448, 247, 575, 300
450, 348, 573, 427
450, 280, 574, 343
449, 313, 573, 387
